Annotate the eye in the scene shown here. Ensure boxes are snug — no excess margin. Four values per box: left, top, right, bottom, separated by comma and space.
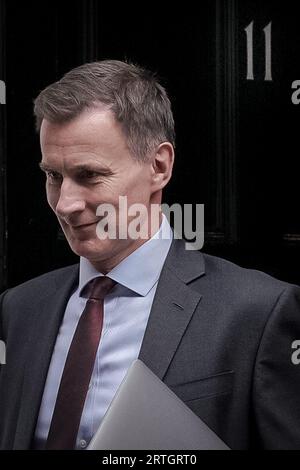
76, 170, 100, 181
81, 170, 99, 178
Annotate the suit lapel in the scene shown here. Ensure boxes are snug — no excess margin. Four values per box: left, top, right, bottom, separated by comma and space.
139, 239, 205, 380
13, 266, 79, 449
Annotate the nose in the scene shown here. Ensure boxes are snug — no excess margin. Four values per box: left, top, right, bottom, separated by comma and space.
54, 179, 86, 219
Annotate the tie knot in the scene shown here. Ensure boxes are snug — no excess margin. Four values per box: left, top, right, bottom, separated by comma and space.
87, 276, 116, 300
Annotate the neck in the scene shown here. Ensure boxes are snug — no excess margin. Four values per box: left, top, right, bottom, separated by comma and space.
89, 210, 163, 274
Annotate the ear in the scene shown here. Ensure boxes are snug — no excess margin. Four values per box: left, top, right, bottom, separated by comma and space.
150, 142, 175, 191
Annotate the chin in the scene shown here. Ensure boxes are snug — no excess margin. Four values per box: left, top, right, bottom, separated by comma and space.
67, 233, 141, 268
68, 238, 117, 261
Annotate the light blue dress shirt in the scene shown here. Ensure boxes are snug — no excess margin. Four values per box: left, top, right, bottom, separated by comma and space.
34, 215, 173, 449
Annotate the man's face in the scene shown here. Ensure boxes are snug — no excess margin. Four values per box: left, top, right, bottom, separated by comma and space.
40, 108, 159, 272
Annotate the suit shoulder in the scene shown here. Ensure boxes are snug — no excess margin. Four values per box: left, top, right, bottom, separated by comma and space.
201, 251, 297, 296
1, 264, 79, 302
191, 253, 300, 330
167, 239, 297, 296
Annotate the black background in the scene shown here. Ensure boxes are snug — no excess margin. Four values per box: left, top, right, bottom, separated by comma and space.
1, 0, 300, 291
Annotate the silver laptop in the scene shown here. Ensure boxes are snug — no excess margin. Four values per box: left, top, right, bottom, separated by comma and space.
87, 359, 230, 450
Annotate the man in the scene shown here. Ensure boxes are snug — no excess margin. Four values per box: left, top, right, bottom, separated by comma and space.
0, 60, 300, 450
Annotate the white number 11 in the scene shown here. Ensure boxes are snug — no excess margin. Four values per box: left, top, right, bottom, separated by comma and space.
244, 21, 272, 81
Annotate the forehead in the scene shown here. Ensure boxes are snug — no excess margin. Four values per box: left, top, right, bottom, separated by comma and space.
40, 108, 130, 166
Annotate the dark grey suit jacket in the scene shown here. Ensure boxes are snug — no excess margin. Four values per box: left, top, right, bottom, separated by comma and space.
1, 239, 300, 449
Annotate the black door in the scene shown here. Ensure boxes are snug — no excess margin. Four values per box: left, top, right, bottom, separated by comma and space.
1, 0, 300, 291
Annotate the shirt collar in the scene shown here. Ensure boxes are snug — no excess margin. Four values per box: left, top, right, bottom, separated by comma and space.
79, 214, 173, 297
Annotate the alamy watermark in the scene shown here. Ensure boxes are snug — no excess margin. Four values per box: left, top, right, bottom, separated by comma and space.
0, 80, 5, 104
291, 340, 300, 365
95, 197, 204, 250
0, 340, 6, 365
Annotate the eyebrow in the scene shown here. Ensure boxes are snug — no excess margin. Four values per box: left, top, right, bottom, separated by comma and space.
38, 162, 113, 175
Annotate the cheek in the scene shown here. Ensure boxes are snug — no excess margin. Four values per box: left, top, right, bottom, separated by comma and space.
124, 171, 152, 198
127, 179, 152, 203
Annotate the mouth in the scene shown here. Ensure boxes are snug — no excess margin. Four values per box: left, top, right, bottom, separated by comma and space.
71, 221, 98, 230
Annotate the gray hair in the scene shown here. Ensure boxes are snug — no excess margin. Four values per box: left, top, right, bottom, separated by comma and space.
34, 60, 175, 162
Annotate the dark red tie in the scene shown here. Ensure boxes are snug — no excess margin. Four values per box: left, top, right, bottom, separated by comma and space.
45, 276, 116, 450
